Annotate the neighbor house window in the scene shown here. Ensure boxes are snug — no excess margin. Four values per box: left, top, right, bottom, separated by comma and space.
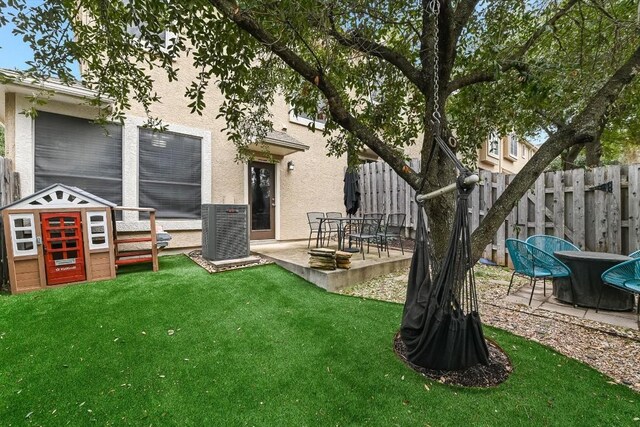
123, 0, 175, 50
138, 128, 201, 219
488, 132, 500, 157
509, 134, 518, 158
289, 100, 327, 130
34, 111, 123, 206
10, 214, 38, 256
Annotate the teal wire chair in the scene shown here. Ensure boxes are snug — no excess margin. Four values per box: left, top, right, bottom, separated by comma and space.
526, 235, 581, 253
600, 258, 640, 320
629, 250, 640, 259
506, 239, 572, 305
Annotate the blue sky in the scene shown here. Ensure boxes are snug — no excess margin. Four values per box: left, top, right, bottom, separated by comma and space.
0, 6, 79, 76
0, 21, 34, 71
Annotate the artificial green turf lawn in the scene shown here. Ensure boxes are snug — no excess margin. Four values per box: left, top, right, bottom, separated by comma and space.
0, 256, 637, 426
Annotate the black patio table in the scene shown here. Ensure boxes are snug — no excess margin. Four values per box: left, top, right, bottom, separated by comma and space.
316, 216, 362, 252
552, 250, 634, 311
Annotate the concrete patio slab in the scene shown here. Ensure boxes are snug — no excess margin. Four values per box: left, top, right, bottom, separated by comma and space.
584, 309, 639, 329
252, 240, 412, 292
509, 282, 638, 329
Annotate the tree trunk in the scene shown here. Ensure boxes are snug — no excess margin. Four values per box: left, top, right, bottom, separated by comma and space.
585, 141, 602, 167
562, 145, 582, 170
418, 116, 457, 271
585, 121, 606, 167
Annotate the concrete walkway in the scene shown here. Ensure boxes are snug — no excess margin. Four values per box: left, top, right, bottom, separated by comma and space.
507, 280, 638, 330
252, 240, 412, 292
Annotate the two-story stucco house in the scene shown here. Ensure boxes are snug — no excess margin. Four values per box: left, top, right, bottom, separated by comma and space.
477, 132, 538, 174
0, 64, 366, 252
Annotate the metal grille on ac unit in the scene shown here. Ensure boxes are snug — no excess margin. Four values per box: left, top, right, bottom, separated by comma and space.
201, 204, 250, 261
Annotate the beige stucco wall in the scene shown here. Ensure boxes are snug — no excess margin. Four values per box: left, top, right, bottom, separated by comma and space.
3, 55, 349, 250
126, 63, 347, 243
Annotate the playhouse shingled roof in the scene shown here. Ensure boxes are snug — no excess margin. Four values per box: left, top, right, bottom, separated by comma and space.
1, 183, 117, 211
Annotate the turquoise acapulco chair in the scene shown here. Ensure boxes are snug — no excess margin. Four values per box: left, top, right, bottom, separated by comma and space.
600, 257, 640, 321
506, 239, 571, 305
526, 235, 581, 253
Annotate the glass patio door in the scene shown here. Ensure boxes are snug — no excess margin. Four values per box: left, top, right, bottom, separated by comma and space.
249, 161, 276, 240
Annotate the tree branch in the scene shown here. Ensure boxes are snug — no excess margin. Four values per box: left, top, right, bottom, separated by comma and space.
326, 16, 426, 93
471, 42, 640, 261
452, 0, 480, 47
535, 108, 567, 130
419, 0, 436, 72
207, 0, 422, 188
447, 0, 580, 94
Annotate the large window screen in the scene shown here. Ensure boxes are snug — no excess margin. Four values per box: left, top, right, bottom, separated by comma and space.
139, 128, 201, 219
34, 111, 123, 206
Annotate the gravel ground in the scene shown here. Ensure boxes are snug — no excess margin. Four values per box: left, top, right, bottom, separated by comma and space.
339, 264, 640, 393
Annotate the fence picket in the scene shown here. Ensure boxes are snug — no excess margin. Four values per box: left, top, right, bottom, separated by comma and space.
593, 167, 608, 251
480, 170, 493, 259
535, 175, 545, 236
629, 165, 640, 253
572, 168, 585, 249
609, 165, 622, 254
553, 171, 565, 238
495, 173, 506, 265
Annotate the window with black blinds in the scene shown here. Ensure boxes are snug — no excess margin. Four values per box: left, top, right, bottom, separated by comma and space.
138, 128, 201, 219
34, 111, 123, 206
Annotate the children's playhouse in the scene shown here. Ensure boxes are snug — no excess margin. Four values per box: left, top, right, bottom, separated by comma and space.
1, 184, 118, 293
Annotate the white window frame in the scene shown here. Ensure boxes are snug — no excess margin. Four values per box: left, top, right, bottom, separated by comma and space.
9, 213, 38, 256
86, 211, 110, 250
138, 127, 202, 219
288, 101, 327, 130
488, 132, 500, 158
509, 134, 518, 159
120, 116, 212, 228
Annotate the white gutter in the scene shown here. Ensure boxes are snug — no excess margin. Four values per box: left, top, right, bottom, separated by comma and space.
0, 68, 113, 103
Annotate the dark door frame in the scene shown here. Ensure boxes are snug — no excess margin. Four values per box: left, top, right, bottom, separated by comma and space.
248, 161, 276, 240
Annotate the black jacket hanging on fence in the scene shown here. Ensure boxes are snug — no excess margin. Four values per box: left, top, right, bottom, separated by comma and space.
401, 176, 489, 371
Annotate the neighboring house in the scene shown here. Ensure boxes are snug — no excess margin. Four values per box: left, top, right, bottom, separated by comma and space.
0, 66, 369, 252
477, 132, 538, 174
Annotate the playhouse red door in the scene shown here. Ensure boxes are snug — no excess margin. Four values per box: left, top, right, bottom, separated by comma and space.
41, 212, 86, 286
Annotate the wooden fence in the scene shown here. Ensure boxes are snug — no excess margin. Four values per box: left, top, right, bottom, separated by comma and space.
0, 157, 20, 206
0, 157, 20, 286
358, 161, 640, 266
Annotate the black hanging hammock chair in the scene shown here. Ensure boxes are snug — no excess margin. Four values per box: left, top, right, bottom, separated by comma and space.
400, 133, 489, 371
399, 0, 488, 371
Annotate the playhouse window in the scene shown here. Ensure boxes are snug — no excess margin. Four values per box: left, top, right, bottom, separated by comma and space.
10, 214, 38, 256
87, 212, 109, 250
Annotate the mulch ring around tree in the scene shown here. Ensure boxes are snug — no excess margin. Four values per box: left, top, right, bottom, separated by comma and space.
393, 332, 512, 388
